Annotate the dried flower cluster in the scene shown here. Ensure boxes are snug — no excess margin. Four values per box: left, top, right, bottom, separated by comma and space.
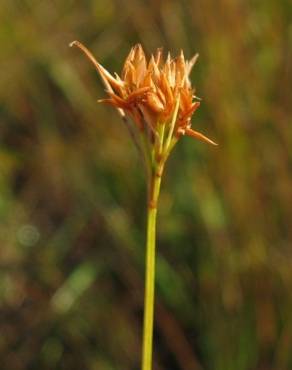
70, 41, 216, 149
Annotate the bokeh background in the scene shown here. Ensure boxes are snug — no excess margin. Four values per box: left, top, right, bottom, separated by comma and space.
1, 1, 292, 369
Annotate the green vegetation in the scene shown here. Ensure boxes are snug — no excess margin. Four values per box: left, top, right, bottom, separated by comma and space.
1, 1, 292, 369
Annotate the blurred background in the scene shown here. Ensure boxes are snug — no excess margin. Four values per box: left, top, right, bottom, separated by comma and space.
1, 1, 292, 369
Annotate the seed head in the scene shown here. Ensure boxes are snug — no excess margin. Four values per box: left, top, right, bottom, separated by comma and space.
70, 41, 217, 147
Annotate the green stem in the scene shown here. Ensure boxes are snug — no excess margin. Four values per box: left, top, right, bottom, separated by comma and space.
142, 166, 163, 370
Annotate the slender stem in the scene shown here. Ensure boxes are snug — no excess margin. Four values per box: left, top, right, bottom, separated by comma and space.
142, 166, 163, 370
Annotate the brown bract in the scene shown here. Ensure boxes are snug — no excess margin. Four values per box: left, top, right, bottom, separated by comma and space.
70, 41, 216, 146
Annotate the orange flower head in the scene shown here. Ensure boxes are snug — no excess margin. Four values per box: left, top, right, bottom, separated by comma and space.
70, 41, 217, 147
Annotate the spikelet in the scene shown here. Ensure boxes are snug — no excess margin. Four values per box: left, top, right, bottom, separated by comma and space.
70, 41, 217, 146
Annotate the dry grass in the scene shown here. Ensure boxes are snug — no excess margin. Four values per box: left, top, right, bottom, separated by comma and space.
0, 1, 292, 369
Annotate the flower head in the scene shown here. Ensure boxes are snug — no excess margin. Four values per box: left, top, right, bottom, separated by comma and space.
70, 41, 217, 150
